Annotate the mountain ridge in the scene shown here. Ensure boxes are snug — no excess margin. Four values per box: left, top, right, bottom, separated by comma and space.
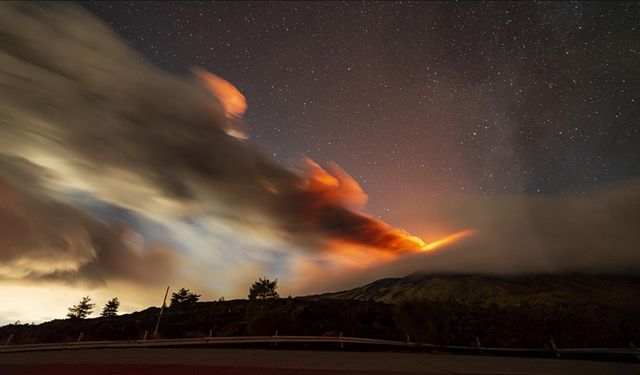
304, 273, 640, 308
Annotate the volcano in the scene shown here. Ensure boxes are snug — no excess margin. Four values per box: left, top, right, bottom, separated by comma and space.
304, 272, 640, 308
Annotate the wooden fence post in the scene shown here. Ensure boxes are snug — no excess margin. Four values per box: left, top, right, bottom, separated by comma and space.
76, 332, 83, 343
550, 337, 560, 358
475, 336, 482, 352
154, 287, 170, 339
4, 334, 13, 346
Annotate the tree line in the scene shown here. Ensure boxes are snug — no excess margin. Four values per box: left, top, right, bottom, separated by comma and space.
67, 297, 119, 319
65, 277, 278, 320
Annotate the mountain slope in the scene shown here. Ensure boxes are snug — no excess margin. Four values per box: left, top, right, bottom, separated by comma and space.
307, 273, 640, 308
2, 274, 639, 348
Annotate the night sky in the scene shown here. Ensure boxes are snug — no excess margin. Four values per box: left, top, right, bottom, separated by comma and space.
1, 2, 640, 323
84, 1, 640, 219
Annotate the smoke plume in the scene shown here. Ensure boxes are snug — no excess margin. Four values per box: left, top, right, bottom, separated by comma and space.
0, 3, 426, 284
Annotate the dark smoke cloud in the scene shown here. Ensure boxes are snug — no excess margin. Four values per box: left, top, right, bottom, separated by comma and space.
0, 3, 295, 222
0, 3, 425, 284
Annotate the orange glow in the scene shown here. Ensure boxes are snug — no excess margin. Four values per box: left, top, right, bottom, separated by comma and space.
194, 68, 248, 139
328, 240, 400, 268
303, 158, 367, 210
421, 229, 476, 251
325, 229, 475, 269
307, 159, 340, 187
300, 158, 475, 264
195, 69, 247, 119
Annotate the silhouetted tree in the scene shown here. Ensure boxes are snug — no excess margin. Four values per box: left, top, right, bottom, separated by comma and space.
101, 297, 120, 317
248, 277, 279, 300
246, 278, 280, 320
170, 288, 201, 306
67, 296, 95, 319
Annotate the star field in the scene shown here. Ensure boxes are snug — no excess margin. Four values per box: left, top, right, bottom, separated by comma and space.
2, 2, 640, 325
84, 1, 640, 218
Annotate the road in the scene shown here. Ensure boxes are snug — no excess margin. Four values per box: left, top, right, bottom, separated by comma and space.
1, 348, 638, 375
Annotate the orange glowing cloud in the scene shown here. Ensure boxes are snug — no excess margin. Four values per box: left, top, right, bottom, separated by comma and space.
298, 158, 475, 265
189, 67, 476, 266
195, 68, 247, 118
195, 72, 476, 272
194, 68, 248, 139
189, 68, 474, 264
325, 229, 476, 269
303, 158, 368, 210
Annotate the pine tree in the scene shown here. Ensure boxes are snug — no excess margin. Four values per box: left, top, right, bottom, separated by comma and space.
248, 277, 279, 300
67, 296, 95, 319
101, 297, 120, 317
170, 288, 201, 306
245, 277, 281, 322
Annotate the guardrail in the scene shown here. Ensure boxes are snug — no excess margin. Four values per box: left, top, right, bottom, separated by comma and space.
1, 335, 639, 361
0, 335, 400, 353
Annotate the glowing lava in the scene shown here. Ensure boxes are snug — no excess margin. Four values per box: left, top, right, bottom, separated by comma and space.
421, 229, 476, 252
326, 229, 475, 269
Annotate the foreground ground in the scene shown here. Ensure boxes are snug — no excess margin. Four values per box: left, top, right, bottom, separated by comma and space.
1, 348, 638, 375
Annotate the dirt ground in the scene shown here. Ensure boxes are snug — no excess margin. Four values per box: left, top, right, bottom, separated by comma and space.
1, 348, 639, 375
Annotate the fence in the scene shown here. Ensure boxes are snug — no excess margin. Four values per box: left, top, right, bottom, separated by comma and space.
1, 334, 639, 361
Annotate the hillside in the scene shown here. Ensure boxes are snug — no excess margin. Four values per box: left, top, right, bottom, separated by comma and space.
2, 274, 639, 349
0, 299, 398, 345
306, 273, 640, 308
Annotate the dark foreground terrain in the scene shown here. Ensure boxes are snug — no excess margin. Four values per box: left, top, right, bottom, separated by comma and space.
1, 348, 639, 375
2, 274, 639, 349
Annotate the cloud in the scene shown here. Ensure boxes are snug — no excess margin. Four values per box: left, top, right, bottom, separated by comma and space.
0, 3, 290, 225
0, 155, 181, 285
0, 1, 432, 287
306, 180, 640, 293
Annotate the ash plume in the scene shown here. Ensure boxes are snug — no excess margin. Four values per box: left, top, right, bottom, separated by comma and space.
0, 3, 424, 283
